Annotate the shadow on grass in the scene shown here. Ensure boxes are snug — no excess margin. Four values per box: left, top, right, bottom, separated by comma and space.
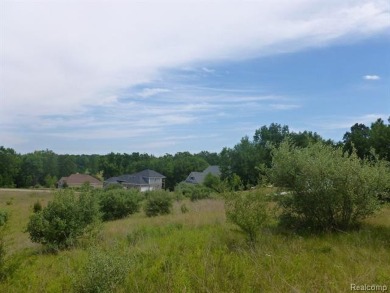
266, 219, 390, 250
344, 224, 390, 248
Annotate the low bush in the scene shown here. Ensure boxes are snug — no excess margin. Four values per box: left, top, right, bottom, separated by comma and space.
203, 173, 227, 192
225, 190, 269, 242
269, 140, 390, 232
26, 190, 101, 250
73, 246, 132, 293
175, 182, 212, 201
99, 189, 142, 221
104, 183, 124, 190
175, 182, 196, 197
33, 200, 42, 213
180, 203, 189, 214
190, 186, 212, 201
144, 190, 173, 217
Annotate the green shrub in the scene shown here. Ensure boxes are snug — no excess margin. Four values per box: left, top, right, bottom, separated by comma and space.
180, 203, 189, 214
203, 173, 226, 192
26, 190, 101, 250
225, 190, 269, 242
269, 140, 390, 232
175, 182, 212, 201
0, 210, 8, 279
99, 189, 142, 221
0, 211, 8, 227
175, 182, 196, 197
44, 174, 57, 188
144, 190, 173, 217
73, 246, 131, 293
104, 183, 124, 190
33, 200, 42, 213
190, 185, 212, 201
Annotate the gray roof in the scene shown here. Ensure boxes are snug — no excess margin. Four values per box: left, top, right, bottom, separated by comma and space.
132, 169, 166, 179
185, 171, 204, 184
184, 165, 221, 184
105, 169, 165, 186
203, 165, 221, 176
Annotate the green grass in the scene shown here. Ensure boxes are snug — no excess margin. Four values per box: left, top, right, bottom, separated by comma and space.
0, 189, 389, 292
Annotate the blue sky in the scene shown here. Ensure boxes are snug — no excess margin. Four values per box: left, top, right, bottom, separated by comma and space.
1, 0, 389, 155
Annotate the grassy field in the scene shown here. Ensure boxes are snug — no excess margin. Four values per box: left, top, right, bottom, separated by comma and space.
0, 189, 389, 292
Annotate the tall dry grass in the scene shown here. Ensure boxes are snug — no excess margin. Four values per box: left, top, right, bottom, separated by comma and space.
0, 189, 389, 292
0, 189, 53, 254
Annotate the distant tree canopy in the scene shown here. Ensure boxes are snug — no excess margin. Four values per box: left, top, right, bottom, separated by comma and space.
0, 149, 216, 190
219, 123, 333, 188
343, 117, 390, 161
0, 118, 389, 189
0, 147, 20, 187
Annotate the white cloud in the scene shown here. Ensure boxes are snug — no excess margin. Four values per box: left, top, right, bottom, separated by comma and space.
138, 88, 171, 98
202, 67, 215, 74
363, 75, 381, 80
97, 95, 119, 106
269, 104, 301, 110
1, 0, 389, 152
316, 114, 389, 130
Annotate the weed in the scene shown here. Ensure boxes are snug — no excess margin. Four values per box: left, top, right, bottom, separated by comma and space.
73, 246, 132, 293
33, 200, 42, 213
0, 190, 389, 292
144, 190, 173, 217
180, 203, 189, 213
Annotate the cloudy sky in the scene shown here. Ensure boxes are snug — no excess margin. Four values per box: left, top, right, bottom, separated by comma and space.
1, 0, 389, 155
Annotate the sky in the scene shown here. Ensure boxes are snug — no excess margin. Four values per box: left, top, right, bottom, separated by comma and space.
1, 0, 389, 155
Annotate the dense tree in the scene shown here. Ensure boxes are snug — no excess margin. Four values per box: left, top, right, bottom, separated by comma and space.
220, 124, 292, 187
99, 152, 154, 179
171, 152, 208, 189
0, 147, 20, 187
99, 152, 125, 178
253, 123, 290, 147
58, 155, 77, 178
229, 136, 261, 187
343, 117, 390, 161
289, 131, 329, 148
196, 151, 221, 165
151, 154, 175, 190
343, 123, 371, 159
98, 151, 208, 190
0, 119, 388, 189
16, 152, 45, 187
253, 123, 291, 168
369, 118, 390, 160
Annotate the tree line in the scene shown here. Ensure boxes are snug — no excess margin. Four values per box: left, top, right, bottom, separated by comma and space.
1, 118, 389, 190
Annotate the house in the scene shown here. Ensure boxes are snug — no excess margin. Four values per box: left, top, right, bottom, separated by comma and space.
104, 169, 166, 192
184, 165, 221, 184
57, 173, 103, 188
